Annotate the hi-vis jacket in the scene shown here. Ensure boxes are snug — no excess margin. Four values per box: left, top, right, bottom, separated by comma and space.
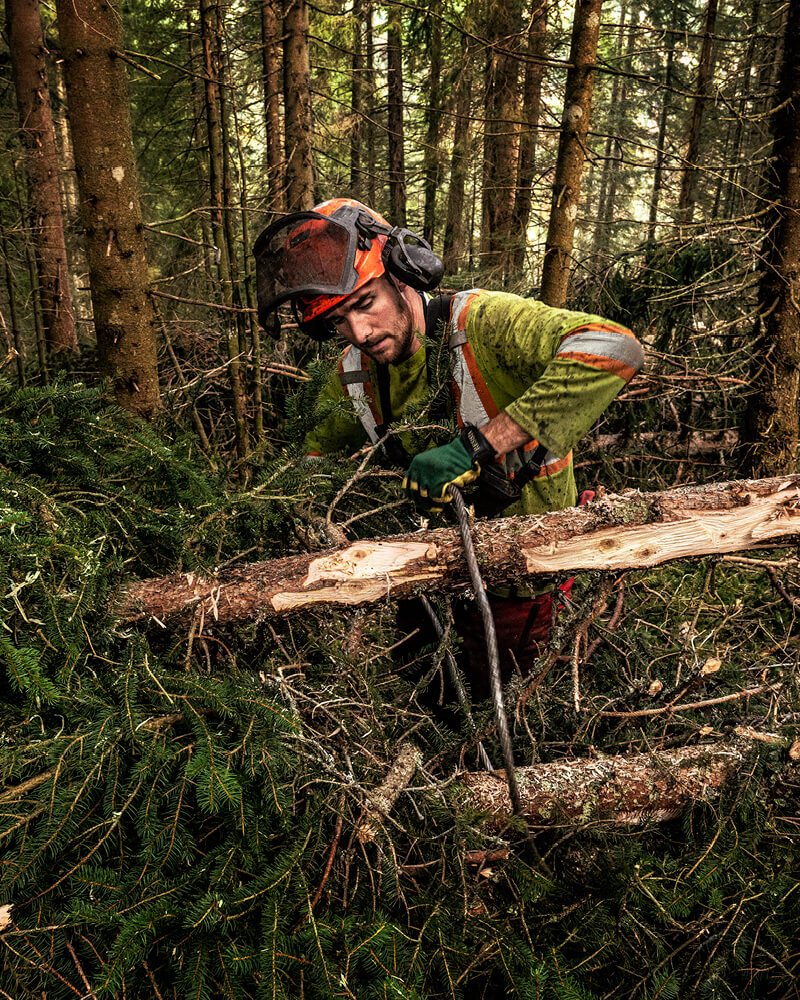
303, 290, 644, 517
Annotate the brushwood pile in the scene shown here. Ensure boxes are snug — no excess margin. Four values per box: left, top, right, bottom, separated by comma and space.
1, 376, 799, 1000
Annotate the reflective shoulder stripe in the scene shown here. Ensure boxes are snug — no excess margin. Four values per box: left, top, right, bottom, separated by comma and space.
446, 290, 496, 429
556, 323, 644, 382
338, 347, 381, 443
446, 289, 571, 480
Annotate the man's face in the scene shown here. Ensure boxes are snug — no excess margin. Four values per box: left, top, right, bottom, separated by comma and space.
324, 276, 420, 364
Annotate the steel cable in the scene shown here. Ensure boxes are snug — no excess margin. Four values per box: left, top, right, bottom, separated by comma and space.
448, 485, 551, 873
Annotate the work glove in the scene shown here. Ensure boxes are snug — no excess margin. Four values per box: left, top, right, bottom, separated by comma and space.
403, 425, 495, 507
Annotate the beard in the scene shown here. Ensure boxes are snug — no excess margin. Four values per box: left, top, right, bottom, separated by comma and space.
360, 280, 417, 364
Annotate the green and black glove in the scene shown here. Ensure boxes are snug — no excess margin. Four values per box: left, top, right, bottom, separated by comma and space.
402, 425, 496, 507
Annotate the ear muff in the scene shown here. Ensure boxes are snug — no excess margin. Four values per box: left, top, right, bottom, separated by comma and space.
384, 239, 445, 291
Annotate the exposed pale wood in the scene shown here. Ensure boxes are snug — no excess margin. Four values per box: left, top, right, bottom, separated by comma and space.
356, 741, 420, 843
462, 741, 750, 826
117, 475, 800, 626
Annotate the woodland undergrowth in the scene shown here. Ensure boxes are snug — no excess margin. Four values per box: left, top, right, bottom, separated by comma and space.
1, 371, 799, 1000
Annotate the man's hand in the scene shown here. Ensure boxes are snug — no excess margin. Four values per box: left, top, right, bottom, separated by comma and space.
403, 425, 495, 506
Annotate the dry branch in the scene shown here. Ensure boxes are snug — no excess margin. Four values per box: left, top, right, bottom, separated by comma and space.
463, 741, 752, 826
117, 475, 800, 627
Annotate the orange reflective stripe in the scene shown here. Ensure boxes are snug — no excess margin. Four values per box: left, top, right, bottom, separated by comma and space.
461, 342, 499, 421
557, 351, 638, 383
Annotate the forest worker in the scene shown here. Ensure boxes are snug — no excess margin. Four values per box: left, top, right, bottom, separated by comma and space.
253, 197, 644, 699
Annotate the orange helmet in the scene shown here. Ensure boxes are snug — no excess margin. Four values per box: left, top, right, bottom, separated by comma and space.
297, 199, 390, 321
253, 197, 443, 339
253, 198, 391, 328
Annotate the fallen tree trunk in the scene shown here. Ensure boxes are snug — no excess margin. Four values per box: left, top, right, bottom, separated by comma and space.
463, 740, 751, 826
593, 429, 739, 456
118, 475, 800, 626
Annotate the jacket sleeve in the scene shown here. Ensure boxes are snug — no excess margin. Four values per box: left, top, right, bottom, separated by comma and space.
466, 292, 644, 459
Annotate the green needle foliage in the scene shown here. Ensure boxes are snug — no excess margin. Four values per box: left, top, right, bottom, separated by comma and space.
1, 378, 799, 999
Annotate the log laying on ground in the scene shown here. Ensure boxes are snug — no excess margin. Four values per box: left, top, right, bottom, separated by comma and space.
463, 741, 751, 826
118, 475, 800, 626
593, 429, 739, 456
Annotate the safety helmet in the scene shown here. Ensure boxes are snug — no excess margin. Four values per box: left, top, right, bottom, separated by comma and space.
253, 197, 444, 339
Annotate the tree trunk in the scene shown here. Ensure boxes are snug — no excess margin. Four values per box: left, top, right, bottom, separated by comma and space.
365, 3, 377, 206
260, 0, 284, 213
54, 0, 160, 419
593, 3, 633, 258
386, 7, 406, 226
742, 1, 800, 477
647, 41, 675, 243
283, 0, 314, 211
117, 475, 800, 626
442, 35, 472, 274
480, 0, 521, 280
422, 15, 442, 245
199, 0, 249, 460
349, 0, 364, 200
1, 228, 27, 383
722, 0, 760, 220
510, 1, 547, 279
539, 0, 603, 308
676, 0, 720, 229
464, 741, 751, 826
7, 0, 77, 354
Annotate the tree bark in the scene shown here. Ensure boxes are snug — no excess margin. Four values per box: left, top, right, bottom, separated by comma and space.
364, 3, 377, 206
510, 2, 547, 279
7, 0, 77, 354
422, 15, 442, 245
647, 41, 675, 243
676, 0, 719, 229
742, 1, 800, 477
260, 0, 284, 213
199, 0, 249, 460
539, 0, 603, 308
55, 0, 160, 419
442, 35, 472, 274
117, 475, 800, 626
283, 0, 314, 211
463, 741, 751, 826
386, 7, 406, 226
349, 0, 364, 200
480, 0, 521, 279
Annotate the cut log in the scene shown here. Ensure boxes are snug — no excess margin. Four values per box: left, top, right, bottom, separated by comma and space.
462, 741, 750, 826
117, 475, 800, 626
593, 429, 739, 456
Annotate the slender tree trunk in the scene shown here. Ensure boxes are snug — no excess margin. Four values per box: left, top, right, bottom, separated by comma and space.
199, 0, 249, 459
260, 0, 284, 213
539, 0, 603, 308
510, 2, 547, 279
1, 229, 27, 383
350, 0, 364, 199
11, 162, 48, 377
442, 37, 472, 274
283, 0, 314, 211
422, 16, 442, 244
186, 12, 217, 281
593, 3, 632, 257
55, 0, 160, 419
743, 2, 800, 477
386, 7, 407, 225
597, 6, 635, 251
7, 0, 76, 354
676, 0, 720, 229
365, 3, 377, 206
647, 41, 674, 242
723, 0, 760, 219
481, 0, 521, 279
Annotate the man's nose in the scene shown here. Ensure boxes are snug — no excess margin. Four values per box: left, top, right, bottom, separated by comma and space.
346, 312, 372, 346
